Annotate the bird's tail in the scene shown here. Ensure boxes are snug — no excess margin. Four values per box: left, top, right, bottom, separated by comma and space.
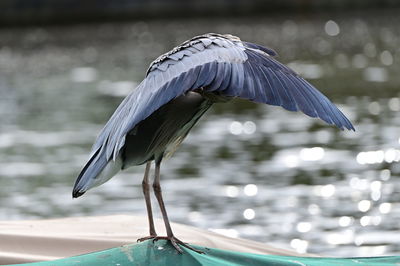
72, 148, 122, 198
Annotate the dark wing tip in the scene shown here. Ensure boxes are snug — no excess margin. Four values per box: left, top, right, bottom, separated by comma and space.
332, 119, 355, 131
72, 190, 85, 198
324, 100, 355, 131
340, 118, 356, 131
341, 115, 356, 131
325, 109, 355, 131
312, 100, 355, 132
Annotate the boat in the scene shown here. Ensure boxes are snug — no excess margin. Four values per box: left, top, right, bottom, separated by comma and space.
0, 215, 397, 265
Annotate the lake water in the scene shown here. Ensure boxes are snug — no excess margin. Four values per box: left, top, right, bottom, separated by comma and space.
0, 10, 400, 257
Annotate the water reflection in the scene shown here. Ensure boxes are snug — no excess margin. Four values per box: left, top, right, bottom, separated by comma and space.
0, 11, 400, 257
388, 98, 400, 111
229, 121, 257, 135
70, 67, 98, 83
243, 208, 255, 220
296, 222, 312, 233
379, 202, 391, 214
299, 147, 325, 161
225, 185, 239, 198
324, 20, 340, 37
358, 200, 372, 212
357, 149, 400, 164
363, 68, 388, 82
290, 238, 308, 253
338, 216, 354, 227
244, 184, 258, 196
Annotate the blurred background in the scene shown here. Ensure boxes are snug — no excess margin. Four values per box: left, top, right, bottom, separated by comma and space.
0, 0, 400, 258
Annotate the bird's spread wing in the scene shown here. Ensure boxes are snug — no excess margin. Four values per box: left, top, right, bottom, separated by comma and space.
94, 33, 354, 161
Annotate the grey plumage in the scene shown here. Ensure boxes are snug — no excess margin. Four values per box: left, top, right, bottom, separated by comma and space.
74, 32, 355, 194
72, 33, 354, 252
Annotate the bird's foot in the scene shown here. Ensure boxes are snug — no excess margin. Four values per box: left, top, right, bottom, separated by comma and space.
137, 235, 157, 242
152, 235, 205, 254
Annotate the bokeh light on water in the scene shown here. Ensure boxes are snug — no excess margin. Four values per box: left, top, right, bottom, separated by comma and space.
0, 11, 400, 257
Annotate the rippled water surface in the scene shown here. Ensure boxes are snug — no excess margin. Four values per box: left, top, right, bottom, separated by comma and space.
1, 11, 400, 257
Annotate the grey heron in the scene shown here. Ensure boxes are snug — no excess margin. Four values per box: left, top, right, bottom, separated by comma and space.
73, 33, 354, 253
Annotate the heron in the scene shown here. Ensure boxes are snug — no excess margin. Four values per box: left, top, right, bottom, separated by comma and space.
72, 33, 354, 253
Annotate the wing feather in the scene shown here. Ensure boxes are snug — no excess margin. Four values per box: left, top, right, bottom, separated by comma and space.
276, 70, 314, 114
250, 66, 267, 102
203, 61, 217, 87
192, 63, 211, 89
218, 62, 232, 92
242, 62, 257, 100
224, 63, 245, 96
258, 66, 281, 106
92, 33, 354, 161
207, 62, 225, 92
286, 75, 333, 124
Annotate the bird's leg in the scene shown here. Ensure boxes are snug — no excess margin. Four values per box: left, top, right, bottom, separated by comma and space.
152, 160, 204, 254
137, 162, 157, 242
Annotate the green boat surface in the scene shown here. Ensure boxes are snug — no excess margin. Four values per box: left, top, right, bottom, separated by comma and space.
12, 240, 400, 266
